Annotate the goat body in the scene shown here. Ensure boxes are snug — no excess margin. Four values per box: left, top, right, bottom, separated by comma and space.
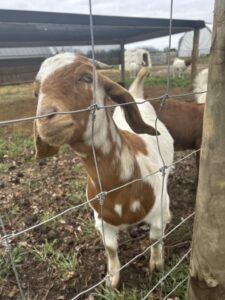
150, 100, 204, 151
129, 66, 204, 172
172, 57, 191, 78
34, 53, 174, 288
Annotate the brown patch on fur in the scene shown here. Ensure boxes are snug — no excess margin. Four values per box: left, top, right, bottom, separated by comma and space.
151, 99, 204, 151
87, 172, 155, 226
120, 130, 148, 155
81, 131, 154, 226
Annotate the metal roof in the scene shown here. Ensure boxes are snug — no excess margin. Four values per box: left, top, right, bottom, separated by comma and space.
0, 9, 205, 48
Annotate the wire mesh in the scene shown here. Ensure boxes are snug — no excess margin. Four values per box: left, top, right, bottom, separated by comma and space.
0, 0, 206, 299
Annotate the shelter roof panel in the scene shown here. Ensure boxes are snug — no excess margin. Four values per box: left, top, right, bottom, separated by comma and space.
0, 9, 205, 48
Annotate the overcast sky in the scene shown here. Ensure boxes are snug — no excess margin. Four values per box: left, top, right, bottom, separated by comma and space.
0, 0, 214, 50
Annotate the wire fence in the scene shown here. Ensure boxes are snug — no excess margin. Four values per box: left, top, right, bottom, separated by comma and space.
0, 0, 207, 299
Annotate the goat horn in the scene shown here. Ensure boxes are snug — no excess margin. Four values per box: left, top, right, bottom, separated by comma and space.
89, 59, 113, 69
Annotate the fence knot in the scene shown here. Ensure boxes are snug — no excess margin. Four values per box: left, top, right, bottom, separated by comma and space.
98, 192, 107, 205
0, 234, 13, 253
159, 94, 169, 107
159, 165, 168, 176
89, 103, 100, 122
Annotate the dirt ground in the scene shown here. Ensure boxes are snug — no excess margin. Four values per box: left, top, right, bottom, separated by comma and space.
0, 83, 197, 300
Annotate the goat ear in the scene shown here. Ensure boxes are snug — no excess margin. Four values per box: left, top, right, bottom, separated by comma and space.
34, 121, 59, 159
101, 75, 160, 136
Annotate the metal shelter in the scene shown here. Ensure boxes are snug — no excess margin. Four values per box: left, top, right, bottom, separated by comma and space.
0, 9, 205, 83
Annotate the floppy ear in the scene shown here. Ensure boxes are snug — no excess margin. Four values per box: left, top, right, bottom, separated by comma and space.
101, 75, 159, 136
34, 120, 59, 159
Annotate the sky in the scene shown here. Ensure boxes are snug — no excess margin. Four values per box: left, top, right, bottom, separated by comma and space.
0, 0, 214, 50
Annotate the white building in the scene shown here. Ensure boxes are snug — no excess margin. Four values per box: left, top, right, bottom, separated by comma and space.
178, 24, 213, 57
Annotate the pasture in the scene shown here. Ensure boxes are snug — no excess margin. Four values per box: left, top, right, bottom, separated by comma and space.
0, 72, 197, 299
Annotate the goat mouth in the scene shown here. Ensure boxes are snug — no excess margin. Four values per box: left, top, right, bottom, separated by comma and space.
38, 120, 74, 138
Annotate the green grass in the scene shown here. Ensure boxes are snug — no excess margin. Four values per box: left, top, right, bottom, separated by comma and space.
125, 74, 192, 89
0, 162, 10, 173
94, 286, 150, 300
93, 254, 188, 300
78, 216, 95, 237
153, 255, 189, 300
33, 240, 79, 279
0, 134, 33, 159
0, 84, 33, 102
39, 211, 60, 224
146, 74, 191, 88
0, 245, 27, 284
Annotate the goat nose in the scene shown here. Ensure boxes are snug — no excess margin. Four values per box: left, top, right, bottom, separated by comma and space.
38, 107, 58, 121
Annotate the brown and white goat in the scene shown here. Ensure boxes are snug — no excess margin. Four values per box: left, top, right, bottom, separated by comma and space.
129, 67, 204, 171
33, 53, 174, 288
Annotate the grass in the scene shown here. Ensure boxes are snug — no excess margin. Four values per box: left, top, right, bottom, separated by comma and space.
94, 286, 150, 300
77, 215, 95, 237
0, 83, 33, 102
0, 245, 27, 284
125, 74, 192, 89
33, 240, 79, 280
153, 255, 189, 299
0, 134, 33, 159
145, 74, 192, 88
93, 254, 188, 300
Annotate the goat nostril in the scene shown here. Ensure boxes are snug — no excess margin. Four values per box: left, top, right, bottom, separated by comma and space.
39, 107, 58, 121
48, 111, 57, 119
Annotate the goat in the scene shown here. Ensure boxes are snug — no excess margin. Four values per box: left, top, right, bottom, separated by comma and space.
193, 68, 208, 103
129, 67, 204, 172
172, 57, 191, 78
33, 53, 174, 288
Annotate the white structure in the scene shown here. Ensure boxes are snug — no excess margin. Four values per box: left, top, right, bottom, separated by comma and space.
124, 49, 152, 77
178, 24, 213, 57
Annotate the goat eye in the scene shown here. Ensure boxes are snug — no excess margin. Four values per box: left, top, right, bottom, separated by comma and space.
79, 75, 92, 83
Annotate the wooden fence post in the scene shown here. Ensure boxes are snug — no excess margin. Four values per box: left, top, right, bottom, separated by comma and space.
191, 29, 200, 81
187, 0, 225, 299
120, 42, 125, 83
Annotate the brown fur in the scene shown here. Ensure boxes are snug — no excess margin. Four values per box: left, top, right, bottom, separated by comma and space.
120, 130, 148, 155
150, 99, 204, 151
72, 127, 154, 226
150, 99, 204, 172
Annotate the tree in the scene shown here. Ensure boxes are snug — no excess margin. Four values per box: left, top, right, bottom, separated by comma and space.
187, 0, 225, 299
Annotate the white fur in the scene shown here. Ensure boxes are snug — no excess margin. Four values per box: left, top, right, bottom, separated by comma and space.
36, 92, 46, 116
119, 145, 135, 181
173, 57, 188, 78
130, 200, 141, 212
114, 204, 123, 217
36, 52, 77, 82
193, 68, 208, 103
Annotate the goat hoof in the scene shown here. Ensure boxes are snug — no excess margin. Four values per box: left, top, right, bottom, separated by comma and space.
106, 274, 120, 289
149, 258, 164, 273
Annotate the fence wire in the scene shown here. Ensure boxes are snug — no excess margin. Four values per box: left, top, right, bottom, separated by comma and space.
0, 0, 205, 299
